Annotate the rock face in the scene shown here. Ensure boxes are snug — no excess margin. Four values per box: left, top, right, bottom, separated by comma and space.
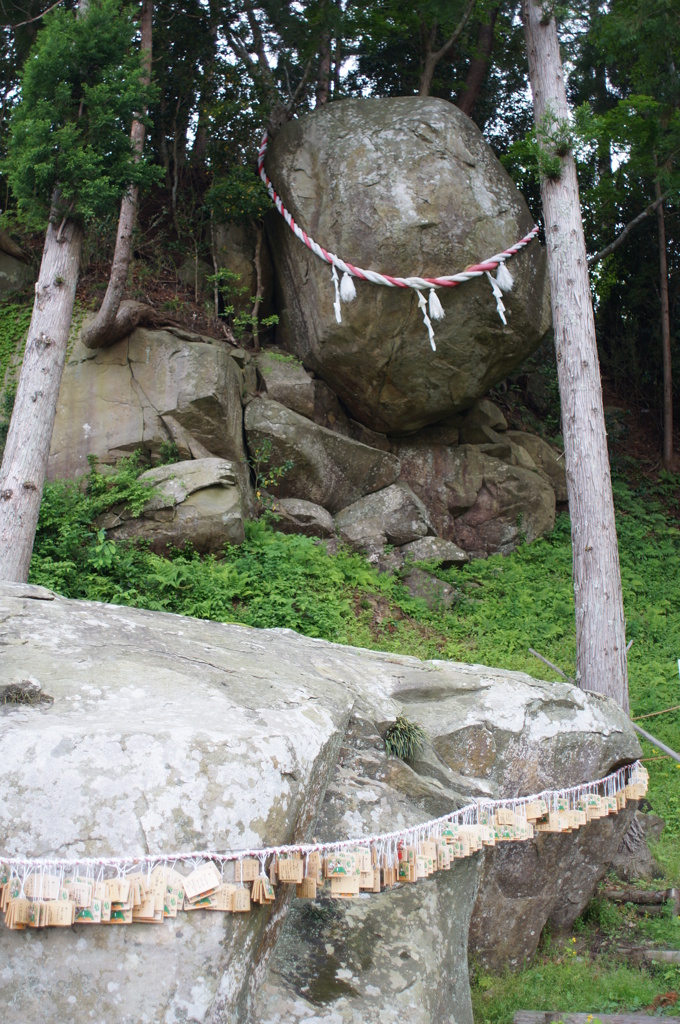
273, 497, 335, 538
506, 430, 568, 503
397, 443, 556, 557
334, 482, 433, 556
266, 97, 551, 434
0, 251, 32, 300
244, 397, 400, 514
0, 583, 640, 1024
99, 458, 246, 553
48, 328, 246, 480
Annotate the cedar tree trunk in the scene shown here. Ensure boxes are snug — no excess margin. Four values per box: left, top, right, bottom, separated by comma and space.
0, 210, 82, 582
522, 0, 629, 711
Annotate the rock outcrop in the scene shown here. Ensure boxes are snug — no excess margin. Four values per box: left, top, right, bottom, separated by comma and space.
49, 327, 246, 480
266, 96, 551, 434
99, 457, 246, 553
334, 482, 434, 557
0, 583, 640, 1024
397, 442, 556, 557
244, 397, 400, 514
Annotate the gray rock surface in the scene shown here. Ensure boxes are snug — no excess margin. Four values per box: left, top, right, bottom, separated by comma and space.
335, 482, 433, 557
403, 566, 458, 609
255, 349, 316, 420
49, 328, 247, 482
399, 535, 470, 567
609, 811, 666, 883
273, 496, 335, 538
0, 251, 32, 301
99, 457, 246, 553
266, 97, 551, 434
506, 430, 568, 502
397, 443, 556, 556
245, 398, 400, 514
0, 583, 640, 1021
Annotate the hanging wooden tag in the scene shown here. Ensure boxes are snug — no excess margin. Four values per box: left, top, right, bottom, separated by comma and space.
277, 856, 304, 883
232, 888, 251, 913
235, 859, 259, 883
330, 874, 360, 898
183, 862, 221, 902
296, 876, 317, 899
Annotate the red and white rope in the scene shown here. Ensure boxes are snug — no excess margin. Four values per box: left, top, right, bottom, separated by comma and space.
257, 129, 540, 349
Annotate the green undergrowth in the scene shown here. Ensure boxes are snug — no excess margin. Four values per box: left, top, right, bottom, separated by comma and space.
473, 894, 680, 1024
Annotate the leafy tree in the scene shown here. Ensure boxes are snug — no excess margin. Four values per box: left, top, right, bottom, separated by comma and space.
0, 0, 158, 582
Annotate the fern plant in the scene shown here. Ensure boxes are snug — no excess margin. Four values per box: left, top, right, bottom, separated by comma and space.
384, 715, 425, 761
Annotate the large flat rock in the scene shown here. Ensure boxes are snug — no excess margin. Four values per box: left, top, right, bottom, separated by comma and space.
0, 582, 640, 1022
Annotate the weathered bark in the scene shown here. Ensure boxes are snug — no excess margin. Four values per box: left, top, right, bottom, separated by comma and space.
418, 0, 477, 97
456, 5, 499, 117
522, 0, 629, 711
250, 223, 264, 352
655, 179, 674, 470
0, 212, 82, 582
316, 30, 332, 106
80, 0, 152, 351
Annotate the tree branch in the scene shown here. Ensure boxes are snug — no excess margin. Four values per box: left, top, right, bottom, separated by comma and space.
432, 0, 477, 63
3, 0, 63, 29
588, 193, 670, 266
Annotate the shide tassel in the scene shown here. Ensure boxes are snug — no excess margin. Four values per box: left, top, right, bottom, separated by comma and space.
496, 261, 514, 292
428, 288, 445, 321
340, 271, 357, 303
417, 290, 437, 351
331, 265, 342, 323
485, 272, 508, 326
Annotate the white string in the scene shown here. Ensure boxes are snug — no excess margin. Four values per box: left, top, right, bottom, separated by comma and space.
0, 762, 645, 873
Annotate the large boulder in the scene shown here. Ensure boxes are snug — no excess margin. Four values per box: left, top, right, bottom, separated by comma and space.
99, 458, 246, 553
244, 397, 400, 514
397, 443, 556, 556
49, 328, 246, 481
0, 583, 640, 1023
266, 97, 551, 435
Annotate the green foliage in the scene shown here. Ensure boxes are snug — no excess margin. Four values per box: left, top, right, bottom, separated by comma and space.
0, 300, 31, 387
207, 268, 279, 340
0, 385, 17, 464
206, 167, 272, 224
245, 437, 295, 514
384, 715, 425, 761
158, 441, 180, 466
3, 0, 160, 228
472, 952, 665, 1024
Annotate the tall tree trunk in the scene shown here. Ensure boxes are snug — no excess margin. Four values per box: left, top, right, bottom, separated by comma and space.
522, 0, 629, 712
0, 207, 82, 582
316, 30, 332, 106
456, 5, 499, 117
655, 178, 674, 470
80, 0, 152, 351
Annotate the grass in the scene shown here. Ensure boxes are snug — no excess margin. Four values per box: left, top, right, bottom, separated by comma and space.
472, 895, 680, 1024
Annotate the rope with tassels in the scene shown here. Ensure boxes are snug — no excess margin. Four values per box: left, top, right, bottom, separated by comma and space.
257, 129, 540, 350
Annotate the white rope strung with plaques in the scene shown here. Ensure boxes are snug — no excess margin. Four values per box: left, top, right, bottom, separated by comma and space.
256, 129, 541, 350
0, 761, 648, 928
